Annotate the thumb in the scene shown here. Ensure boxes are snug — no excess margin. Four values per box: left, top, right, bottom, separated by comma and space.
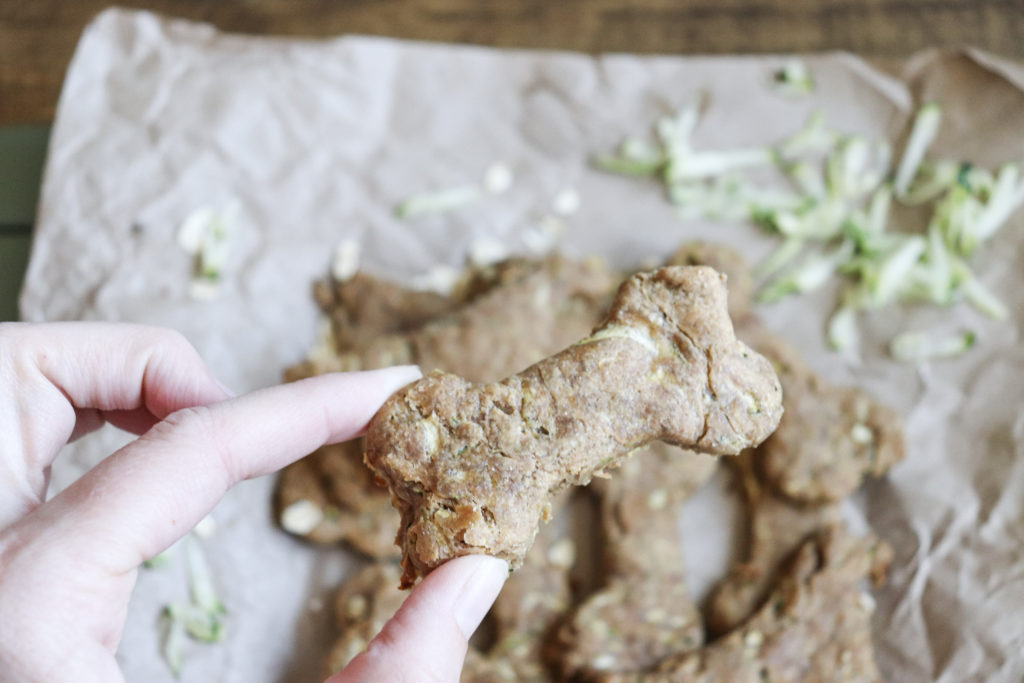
328, 555, 509, 683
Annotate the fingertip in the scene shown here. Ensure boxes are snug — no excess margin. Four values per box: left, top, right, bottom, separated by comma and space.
328, 555, 507, 683
306, 365, 421, 405
360, 364, 423, 392
444, 555, 510, 637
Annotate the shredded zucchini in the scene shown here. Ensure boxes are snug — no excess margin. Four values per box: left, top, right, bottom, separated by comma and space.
593, 100, 1019, 360
894, 103, 943, 198
890, 330, 976, 361
827, 305, 859, 351
772, 59, 815, 96
177, 203, 240, 301
757, 241, 855, 303
395, 185, 481, 218
162, 611, 187, 676
157, 535, 229, 675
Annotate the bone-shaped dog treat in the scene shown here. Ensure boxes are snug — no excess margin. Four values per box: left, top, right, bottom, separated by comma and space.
317, 257, 603, 356
595, 444, 718, 577
297, 254, 616, 382
279, 250, 736, 551
288, 270, 463, 383
365, 265, 784, 587
275, 439, 401, 556
276, 256, 615, 553
556, 444, 716, 678
707, 322, 903, 634
760, 378, 904, 504
738, 320, 905, 504
706, 451, 841, 635
599, 527, 891, 683
314, 271, 460, 352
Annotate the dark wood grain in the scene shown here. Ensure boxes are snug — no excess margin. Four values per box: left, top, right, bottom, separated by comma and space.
2, 0, 1022, 123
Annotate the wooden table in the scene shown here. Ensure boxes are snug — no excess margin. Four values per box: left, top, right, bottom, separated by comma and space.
3, 0, 1023, 125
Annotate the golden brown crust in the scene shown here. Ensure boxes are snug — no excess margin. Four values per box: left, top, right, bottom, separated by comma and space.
366, 265, 783, 587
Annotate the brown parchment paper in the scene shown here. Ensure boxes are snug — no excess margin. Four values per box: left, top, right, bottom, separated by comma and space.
19, 8, 1024, 682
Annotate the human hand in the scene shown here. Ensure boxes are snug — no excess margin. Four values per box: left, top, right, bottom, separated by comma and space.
0, 322, 507, 683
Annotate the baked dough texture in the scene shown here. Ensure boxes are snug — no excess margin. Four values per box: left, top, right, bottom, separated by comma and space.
365, 265, 784, 587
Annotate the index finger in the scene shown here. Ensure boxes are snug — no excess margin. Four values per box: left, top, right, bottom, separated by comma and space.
17, 366, 421, 573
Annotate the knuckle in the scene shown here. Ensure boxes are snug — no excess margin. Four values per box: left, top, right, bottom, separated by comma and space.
365, 610, 414, 657
157, 404, 218, 436
140, 326, 196, 360
148, 404, 221, 451
146, 404, 241, 483
157, 327, 192, 352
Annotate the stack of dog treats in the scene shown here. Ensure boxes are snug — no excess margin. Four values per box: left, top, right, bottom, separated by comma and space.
274, 242, 904, 682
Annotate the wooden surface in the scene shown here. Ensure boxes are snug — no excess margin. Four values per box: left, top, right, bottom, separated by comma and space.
2, 0, 1023, 124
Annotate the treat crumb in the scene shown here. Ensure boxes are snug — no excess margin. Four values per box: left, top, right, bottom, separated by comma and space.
281, 499, 324, 535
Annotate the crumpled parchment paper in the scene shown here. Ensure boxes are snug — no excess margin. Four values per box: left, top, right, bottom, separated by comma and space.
19, 8, 1024, 682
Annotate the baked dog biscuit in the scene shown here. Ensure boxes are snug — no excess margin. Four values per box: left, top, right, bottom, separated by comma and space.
321, 526, 574, 681
706, 451, 841, 635
760, 378, 904, 504
314, 272, 458, 352
707, 322, 903, 634
275, 440, 400, 557
277, 256, 614, 553
556, 444, 716, 677
365, 265, 784, 587
600, 527, 891, 683
338, 254, 615, 382
738, 319, 905, 504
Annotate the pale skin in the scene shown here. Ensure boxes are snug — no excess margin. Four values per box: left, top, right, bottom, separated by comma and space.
0, 322, 507, 683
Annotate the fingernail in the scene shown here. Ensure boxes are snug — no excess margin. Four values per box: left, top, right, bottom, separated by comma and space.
452, 556, 509, 637
365, 365, 422, 392
214, 378, 236, 398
